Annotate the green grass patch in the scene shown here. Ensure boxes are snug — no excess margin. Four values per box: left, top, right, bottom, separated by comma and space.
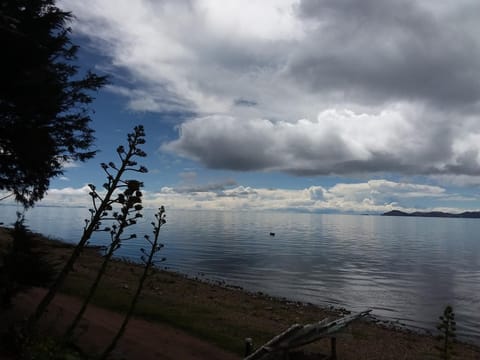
59, 270, 272, 355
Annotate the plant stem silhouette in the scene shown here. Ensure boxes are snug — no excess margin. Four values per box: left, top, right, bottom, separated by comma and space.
101, 206, 166, 359
28, 126, 147, 334
65, 180, 145, 339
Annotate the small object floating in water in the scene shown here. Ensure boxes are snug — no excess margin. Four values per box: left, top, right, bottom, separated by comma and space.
269, 232, 275, 236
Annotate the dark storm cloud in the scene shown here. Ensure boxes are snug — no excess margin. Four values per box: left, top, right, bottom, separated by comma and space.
234, 98, 258, 107
289, 0, 480, 107
165, 116, 284, 171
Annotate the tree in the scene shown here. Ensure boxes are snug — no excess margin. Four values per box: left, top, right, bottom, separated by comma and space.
436, 305, 456, 360
0, 0, 107, 207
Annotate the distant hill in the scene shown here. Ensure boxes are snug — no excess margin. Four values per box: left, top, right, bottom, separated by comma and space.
383, 210, 480, 218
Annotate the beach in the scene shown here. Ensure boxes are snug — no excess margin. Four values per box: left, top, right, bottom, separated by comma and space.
1, 227, 479, 359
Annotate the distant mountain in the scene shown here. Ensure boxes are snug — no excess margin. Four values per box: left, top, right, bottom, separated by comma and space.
383, 210, 480, 218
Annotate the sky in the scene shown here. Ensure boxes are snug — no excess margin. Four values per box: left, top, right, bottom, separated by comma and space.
5, 0, 480, 213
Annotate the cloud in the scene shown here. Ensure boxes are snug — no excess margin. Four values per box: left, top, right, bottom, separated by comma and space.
62, 0, 480, 111
60, 0, 302, 117
173, 171, 237, 193
60, 0, 480, 179
25, 185, 92, 207
167, 179, 237, 194
61, 160, 81, 169
325, 180, 445, 205
3, 179, 474, 213
219, 186, 257, 197
291, 0, 480, 107
106, 85, 192, 113
164, 108, 480, 176
146, 179, 459, 213
430, 174, 480, 187
234, 98, 258, 107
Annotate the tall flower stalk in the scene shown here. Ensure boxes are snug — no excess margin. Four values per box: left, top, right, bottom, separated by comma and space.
29, 126, 147, 332
65, 180, 145, 339
101, 206, 166, 359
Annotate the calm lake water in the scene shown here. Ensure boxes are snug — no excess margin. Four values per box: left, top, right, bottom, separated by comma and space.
1, 206, 479, 343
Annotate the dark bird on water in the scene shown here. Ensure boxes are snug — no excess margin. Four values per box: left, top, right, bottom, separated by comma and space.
269, 232, 275, 236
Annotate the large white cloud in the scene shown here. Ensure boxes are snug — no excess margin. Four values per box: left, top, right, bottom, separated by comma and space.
163, 106, 480, 175
60, 0, 480, 178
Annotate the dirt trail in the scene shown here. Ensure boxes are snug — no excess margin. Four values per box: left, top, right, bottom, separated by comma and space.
9, 288, 240, 360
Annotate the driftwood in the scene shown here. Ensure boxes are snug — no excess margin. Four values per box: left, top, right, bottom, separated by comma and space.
244, 309, 372, 360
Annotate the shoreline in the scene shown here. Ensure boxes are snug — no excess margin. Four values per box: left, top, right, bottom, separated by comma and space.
1, 227, 480, 359
156, 263, 479, 346
150, 268, 479, 348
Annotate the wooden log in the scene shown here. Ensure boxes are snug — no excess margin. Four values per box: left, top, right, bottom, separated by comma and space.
243, 310, 372, 360
285, 309, 372, 349
244, 324, 303, 360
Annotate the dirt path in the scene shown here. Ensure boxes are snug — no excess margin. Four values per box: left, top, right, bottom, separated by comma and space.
10, 288, 240, 360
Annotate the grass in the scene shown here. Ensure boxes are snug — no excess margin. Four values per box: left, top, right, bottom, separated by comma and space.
60, 263, 277, 354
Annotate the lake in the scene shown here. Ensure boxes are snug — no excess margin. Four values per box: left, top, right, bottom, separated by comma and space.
1, 206, 479, 343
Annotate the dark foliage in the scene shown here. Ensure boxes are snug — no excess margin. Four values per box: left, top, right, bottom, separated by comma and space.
0, 0, 107, 207
0, 213, 55, 308
436, 305, 457, 360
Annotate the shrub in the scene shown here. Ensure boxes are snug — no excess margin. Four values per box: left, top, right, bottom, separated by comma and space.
0, 213, 55, 308
436, 305, 456, 360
